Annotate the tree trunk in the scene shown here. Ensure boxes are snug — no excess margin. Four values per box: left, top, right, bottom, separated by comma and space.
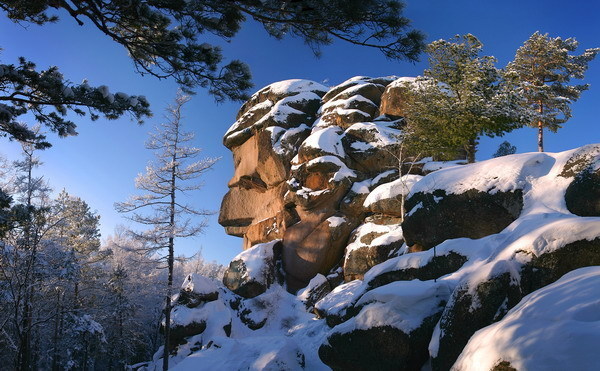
163, 128, 179, 371
537, 120, 544, 152
537, 102, 544, 152
51, 291, 62, 371
466, 138, 477, 163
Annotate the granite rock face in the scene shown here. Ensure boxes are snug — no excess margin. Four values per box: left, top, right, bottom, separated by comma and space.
218, 77, 450, 291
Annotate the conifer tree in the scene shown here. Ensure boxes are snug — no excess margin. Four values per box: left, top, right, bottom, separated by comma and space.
0, 1, 425, 148
506, 32, 599, 152
401, 34, 524, 163
115, 92, 218, 370
492, 140, 517, 158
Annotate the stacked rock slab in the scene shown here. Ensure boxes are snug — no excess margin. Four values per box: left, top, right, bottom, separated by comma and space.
220, 76, 425, 292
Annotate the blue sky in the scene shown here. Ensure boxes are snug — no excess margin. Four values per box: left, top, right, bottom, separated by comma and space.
1, 0, 599, 265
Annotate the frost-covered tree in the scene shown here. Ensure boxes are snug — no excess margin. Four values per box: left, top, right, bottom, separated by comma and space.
401, 34, 524, 163
0, 136, 53, 370
99, 231, 165, 369
1, 0, 424, 103
506, 32, 599, 152
492, 141, 517, 158
115, 92, 218, 370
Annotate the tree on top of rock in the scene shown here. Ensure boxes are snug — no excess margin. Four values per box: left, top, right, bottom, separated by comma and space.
401, 34, 524, 163
506, 32, 599, 152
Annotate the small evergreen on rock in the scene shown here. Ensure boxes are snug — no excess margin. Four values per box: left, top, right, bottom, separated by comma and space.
493, 141, 517, 157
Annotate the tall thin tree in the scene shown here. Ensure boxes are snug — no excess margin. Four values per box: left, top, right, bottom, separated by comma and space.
115, 92, 218, 370
507, 32, 599, 152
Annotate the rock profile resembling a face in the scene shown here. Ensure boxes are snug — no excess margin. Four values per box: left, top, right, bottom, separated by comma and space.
219, 77, 428, 292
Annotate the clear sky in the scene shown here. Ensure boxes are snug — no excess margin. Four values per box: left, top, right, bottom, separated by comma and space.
1, 0, 599, 265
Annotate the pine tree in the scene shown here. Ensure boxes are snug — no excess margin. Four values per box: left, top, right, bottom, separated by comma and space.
0, 59, 151, 149
115, 92, 218, 370
492, 141, 517, 158
0, 1, 425, 148
401, 34, 524, 163
507, 32, 599, 152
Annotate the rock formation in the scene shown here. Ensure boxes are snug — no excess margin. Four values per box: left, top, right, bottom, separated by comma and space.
141, 76, 600, 371
219, 76, 441, 292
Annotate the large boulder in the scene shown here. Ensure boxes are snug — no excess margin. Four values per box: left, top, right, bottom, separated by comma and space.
222, 240, 284, 298
401, 153, 559, 250
343, 216, 404, 281
454, 267, 600, 371
319, 280, 450, 371
402, 188, 523, 250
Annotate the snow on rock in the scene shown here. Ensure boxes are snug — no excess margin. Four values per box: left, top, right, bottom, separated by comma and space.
454, 266, 600, 371
299, 125, 346, 160
364, 174, 423, 208
180, 273, 219, 296
267, 79, 328, 96
409, 152, 556, 196
223, 79, 326, 149
172, 336, 306, 371
335, 280, 451, 335
222, 240, 283, 298
343, 219, 405, 281
314, 280, 367, 325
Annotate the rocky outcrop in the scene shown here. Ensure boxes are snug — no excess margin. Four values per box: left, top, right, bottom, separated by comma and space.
219, 76, 450, 292
206, 75, 600, 371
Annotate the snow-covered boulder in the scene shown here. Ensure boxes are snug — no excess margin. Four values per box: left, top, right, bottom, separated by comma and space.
319, 280, 451, 371
222, 240, 284, 298
379, 77, 417, 118
401, 153, 562, 250
341, 119, 402, 175
318, 77, 393, 129
364, 249, 468, 290
432, 221, 600, 371
177, 274, 220, 307
562, 144, 600, 216
363, 174, 423, 216
343, 217, 404, 281
453, 266, 600, 371
297, 268, 344, 312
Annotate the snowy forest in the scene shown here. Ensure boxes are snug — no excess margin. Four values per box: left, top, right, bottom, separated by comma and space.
1, 1, 600, 371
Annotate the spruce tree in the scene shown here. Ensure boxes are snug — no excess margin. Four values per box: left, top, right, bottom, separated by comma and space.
115, 92, 218, 370
507, 32, 599, 152
401, 34, 524, 163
